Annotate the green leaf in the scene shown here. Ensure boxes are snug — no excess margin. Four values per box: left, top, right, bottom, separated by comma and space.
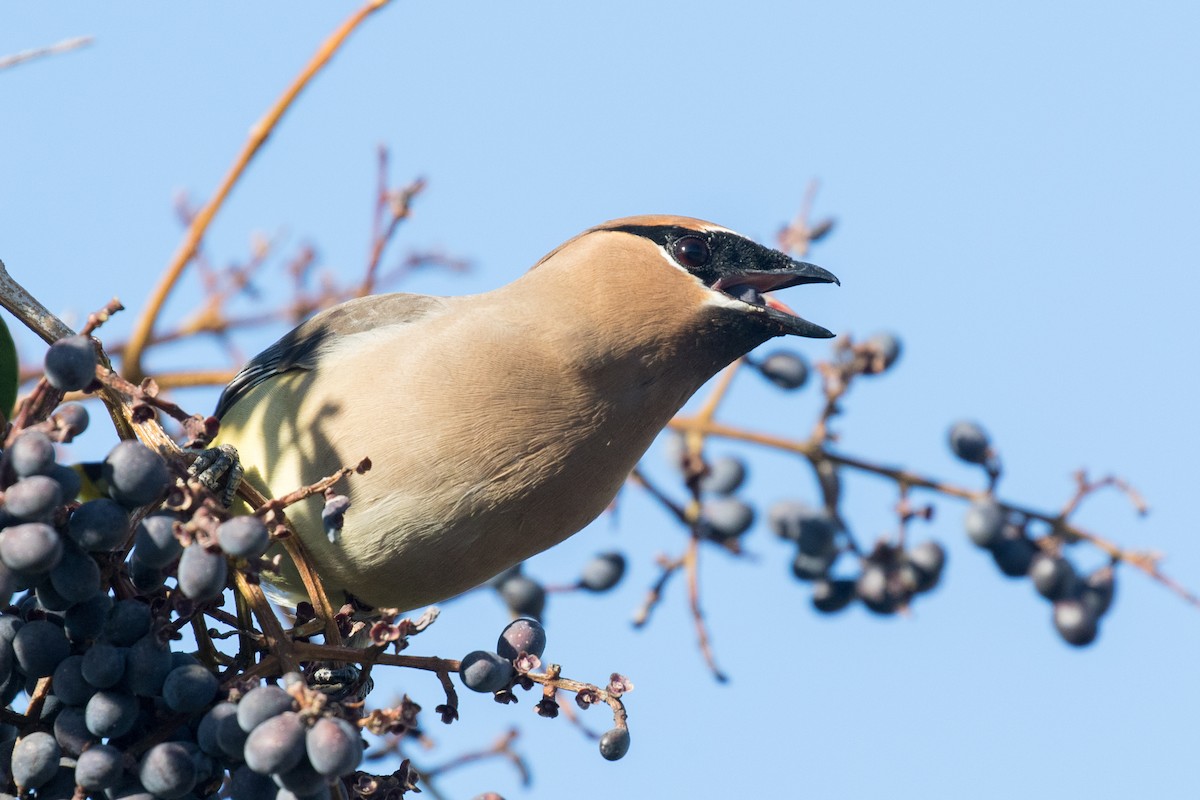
0, 316, 18, 422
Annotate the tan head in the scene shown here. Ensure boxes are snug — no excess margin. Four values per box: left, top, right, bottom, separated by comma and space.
521, 215, 839, 367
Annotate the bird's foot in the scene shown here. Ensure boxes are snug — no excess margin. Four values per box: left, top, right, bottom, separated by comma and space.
310, 664, 374, 702
187, 443, 243, 507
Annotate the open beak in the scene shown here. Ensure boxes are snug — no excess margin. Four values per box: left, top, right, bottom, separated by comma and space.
712, 260, 839, 338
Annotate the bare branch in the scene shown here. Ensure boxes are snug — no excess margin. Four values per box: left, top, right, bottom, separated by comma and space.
124, 0, 395, 381
0, 35, 93, 71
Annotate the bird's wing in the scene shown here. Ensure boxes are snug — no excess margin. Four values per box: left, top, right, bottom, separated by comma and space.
214, 293, 448, 419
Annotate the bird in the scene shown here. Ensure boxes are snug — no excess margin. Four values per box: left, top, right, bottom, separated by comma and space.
209, 215, 838, 612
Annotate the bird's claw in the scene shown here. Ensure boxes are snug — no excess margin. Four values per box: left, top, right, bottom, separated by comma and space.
187, 443, 244, 507
310, 664, 374, 702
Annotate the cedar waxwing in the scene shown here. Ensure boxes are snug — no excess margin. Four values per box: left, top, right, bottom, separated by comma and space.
211, 216, 838, 611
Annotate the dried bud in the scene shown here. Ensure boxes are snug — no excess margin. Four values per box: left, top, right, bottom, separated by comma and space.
369, 620, 402, 646
396, 761, 421, 793
352, 774, 382, 797
398, 695, 421, 727
513, 653, 541, 674
360, 696, 421, 736
575, 687, 601, 709
607, 673, 634, 697
334, 604, 356, 639
410, 606, 440, 632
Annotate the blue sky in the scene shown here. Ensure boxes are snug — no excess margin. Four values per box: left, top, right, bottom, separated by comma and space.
4, 3, 1198, 798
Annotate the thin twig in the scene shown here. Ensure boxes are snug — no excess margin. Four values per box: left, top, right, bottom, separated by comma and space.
777, 179, 834, 258
0, 35, 93, 71
94, 367, 208, 429
134, 370, 240, 391
223, 654, 282, 688
629, 467, 689, 525
631, 554, 685, 628
420, 729, 528, 785
233, 571, 298, 673
683, 536, 727, 682
1060, 470, 1150, 520
554, 688, 601, 739
236, 479, 344, 646
290, 641, 457, 673
0, 258, 75, 344
22, 678, 53, 723
361, 146, 426, 296
190, 615, 228, 670
256, 459, 372, 514
0, 268, 138, 441
695, 360, 743, 426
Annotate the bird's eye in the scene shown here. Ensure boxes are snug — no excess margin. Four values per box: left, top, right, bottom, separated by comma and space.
672, 236, 710, 268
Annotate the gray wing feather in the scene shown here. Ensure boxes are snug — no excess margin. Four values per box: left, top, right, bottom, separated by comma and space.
214, 293, 446, 419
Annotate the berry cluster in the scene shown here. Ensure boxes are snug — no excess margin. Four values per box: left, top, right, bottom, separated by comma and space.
460, 619, 548, 694
0, 338, 369, 798
459, 618, 630, 762
768, 500, 945, 615
664, 335, 943, 616
0, 392, 213, 795
952, 421, 1116, 646
195, 677, 364, 800
647, 330, 1140, 662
